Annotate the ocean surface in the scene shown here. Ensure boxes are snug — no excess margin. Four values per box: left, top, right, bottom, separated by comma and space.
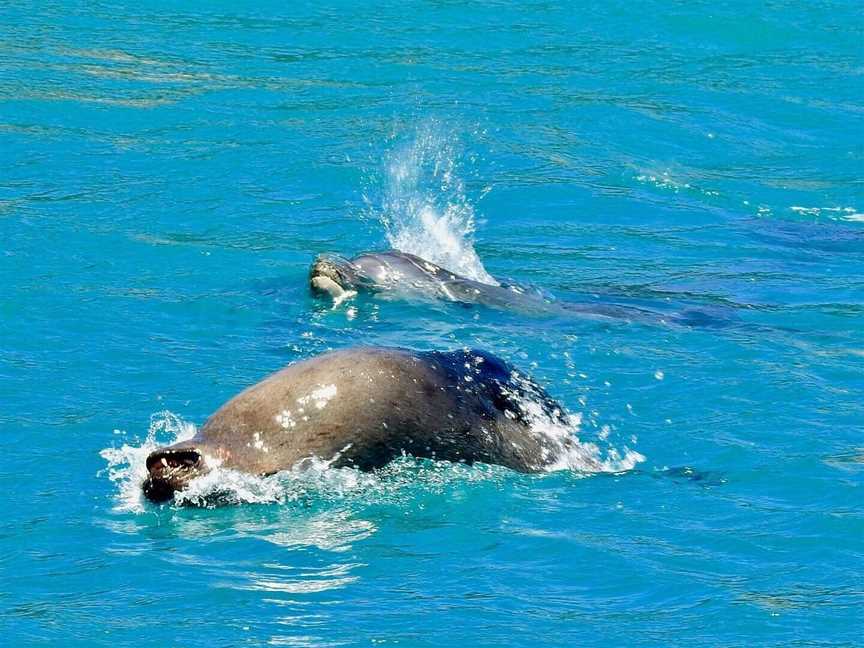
2, 1, 863, 645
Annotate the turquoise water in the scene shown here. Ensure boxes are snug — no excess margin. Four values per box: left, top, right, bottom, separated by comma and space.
2, 1, 863, 645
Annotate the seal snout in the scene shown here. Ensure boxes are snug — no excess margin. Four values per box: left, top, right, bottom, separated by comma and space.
143, 448, 205, 503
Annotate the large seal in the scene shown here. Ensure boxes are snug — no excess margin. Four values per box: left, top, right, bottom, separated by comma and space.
143, 347, 583, 502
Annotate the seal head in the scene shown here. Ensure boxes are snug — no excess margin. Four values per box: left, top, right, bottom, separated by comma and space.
142, 446, 208, 503
309, 254, 359, 293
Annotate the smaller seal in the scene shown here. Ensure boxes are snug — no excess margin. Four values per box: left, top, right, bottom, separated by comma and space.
309, 250, 669, 322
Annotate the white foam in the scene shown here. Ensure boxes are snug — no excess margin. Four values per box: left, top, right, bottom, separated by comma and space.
172, 455, 507, 508
790, 205, 863, 222
368, 121, 498, 285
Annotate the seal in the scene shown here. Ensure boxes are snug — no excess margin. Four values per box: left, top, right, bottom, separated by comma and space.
143, 347, 582, 502
309, 250, 670, 322
310, 250, 537, 308
309, 250, 735, 327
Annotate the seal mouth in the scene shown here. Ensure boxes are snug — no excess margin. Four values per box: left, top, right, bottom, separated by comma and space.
143, 448, 205, 503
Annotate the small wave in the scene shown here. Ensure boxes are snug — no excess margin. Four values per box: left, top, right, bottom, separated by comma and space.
633, 168, 723, 203
790, 205, 864, 222
365, 120, 497, 285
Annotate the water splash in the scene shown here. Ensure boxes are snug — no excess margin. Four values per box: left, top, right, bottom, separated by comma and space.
99, 410, 196, 513
503, 370, 645, 474
366, 121, 497, 285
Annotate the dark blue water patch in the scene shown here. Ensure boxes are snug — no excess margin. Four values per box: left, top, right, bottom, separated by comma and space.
648, 465, 729, 487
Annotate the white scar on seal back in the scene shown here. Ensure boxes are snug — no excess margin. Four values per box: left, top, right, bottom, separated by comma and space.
251, 431, 269, 453
275, 409, 296, 429
297, 384, 338, 410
